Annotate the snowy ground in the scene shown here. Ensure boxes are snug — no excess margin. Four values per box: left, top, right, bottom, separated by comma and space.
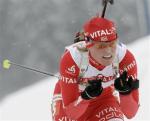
0, 77, 57, 121
0, 36, 150, 121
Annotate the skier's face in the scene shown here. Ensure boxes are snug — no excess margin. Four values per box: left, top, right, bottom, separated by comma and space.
89, 40, 117, 66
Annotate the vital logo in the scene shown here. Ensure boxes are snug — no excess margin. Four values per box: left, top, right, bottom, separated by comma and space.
79, 75, 115, 83
95, 106, 123, 121
58, 116, 76, 121
89, 27, 116, 41
97, 75, 115, 82
67, 65, 76, 74
60, 76, 77, 84
101, 36, 108, 42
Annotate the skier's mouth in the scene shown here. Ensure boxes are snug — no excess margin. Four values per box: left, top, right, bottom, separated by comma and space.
102, 55, 112, 60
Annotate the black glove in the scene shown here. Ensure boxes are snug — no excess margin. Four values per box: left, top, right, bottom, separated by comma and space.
114, 71, 139, 95
81, 79, 103, 100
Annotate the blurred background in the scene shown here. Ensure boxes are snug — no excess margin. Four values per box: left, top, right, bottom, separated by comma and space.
0, 0, 150, 120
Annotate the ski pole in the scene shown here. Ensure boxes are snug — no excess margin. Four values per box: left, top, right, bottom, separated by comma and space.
2, 59, 59, 78
101, 0, 114, 18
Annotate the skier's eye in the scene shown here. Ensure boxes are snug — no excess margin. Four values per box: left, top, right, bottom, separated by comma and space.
93, 41, 117, 49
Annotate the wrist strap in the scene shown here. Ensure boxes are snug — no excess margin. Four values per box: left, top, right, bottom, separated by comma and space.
132, 79, 139, 89
119, 79, 139, 95
85, 91, 96, 99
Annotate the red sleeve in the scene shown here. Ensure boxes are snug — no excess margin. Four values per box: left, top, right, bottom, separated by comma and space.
119, 49, 139, 119
59, 50, 89, 119
59, 51, 79, 106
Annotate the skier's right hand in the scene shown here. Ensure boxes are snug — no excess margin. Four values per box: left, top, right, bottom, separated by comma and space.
81, 79, 103, 100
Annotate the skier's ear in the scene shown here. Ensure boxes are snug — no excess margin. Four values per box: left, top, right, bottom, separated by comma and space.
116, 33, 118, 39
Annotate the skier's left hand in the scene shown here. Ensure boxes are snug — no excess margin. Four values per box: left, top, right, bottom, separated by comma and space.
114, 71, 139, 95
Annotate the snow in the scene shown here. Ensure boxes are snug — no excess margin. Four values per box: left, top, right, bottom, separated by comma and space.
0, 77, 57, 121
0, 36, 150, 121
125, 36, 150, 121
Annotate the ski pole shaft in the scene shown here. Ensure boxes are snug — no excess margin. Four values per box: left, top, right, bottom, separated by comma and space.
101, 1, 108, 18
101, 0, 114, 18
3, 59, 59, 78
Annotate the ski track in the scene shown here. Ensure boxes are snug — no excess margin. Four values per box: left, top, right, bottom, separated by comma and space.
0, 36, 150, 121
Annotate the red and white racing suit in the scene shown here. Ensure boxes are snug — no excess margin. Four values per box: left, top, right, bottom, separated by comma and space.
51, 42, 139, 121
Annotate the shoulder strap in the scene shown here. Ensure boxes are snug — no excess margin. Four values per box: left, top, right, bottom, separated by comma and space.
112, 54, 120, 78
78, 50, 89, 79
65, 41, 89, 79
